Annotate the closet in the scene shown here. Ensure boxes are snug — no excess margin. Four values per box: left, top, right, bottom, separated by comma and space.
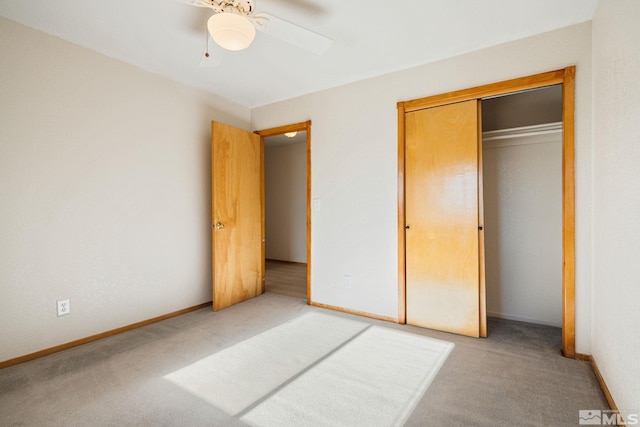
397, 68, 577, 356
482, 87, 563, 327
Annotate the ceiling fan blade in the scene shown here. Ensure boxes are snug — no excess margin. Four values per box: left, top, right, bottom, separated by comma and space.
179, 0, 216, 10
254, 12, 332, 55
261, 0, 327, 16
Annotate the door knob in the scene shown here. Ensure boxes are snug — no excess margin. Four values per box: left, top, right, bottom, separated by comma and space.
405, 225, 411, 229
215, 222, 225, 230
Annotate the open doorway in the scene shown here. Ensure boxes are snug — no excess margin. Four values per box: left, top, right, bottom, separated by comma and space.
256, 122, 312, 303
482, 86, 563, 328
263, 131, 307, 300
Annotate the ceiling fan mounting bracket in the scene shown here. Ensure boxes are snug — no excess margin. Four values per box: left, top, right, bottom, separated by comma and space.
207, 0, 254, 16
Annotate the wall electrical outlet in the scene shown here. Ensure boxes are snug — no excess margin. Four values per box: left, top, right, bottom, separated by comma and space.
57, 299, 71, 317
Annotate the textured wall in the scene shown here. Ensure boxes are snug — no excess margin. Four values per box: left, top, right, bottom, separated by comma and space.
264, 140, 307, 263
483, 132, 563, 327
0, 17, 250, 362
252, 22, 593, 352
592, 0, 640, 414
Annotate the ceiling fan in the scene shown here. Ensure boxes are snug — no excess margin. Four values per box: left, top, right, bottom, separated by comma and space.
183, 0, 332, 55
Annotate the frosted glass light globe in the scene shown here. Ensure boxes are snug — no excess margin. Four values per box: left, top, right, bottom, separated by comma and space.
207, 13, 256, 51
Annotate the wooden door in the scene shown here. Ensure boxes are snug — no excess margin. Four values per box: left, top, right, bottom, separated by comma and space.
404, 100, 485, 337
211, 121, 264, 311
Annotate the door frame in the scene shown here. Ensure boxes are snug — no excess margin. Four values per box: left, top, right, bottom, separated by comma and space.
397, 67, 576, 358
255, 121, 313, 304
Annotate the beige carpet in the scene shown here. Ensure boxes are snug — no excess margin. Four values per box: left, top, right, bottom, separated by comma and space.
240, 325, 453, 426
166, 312, 453, 426
0, 292, 608, 426
164, 312, 370, 415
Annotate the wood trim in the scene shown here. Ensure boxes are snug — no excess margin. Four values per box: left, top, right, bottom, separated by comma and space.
260, 131, 266, 294
256, 120, 313, 305
398, 69, 566, 113
576, 353, 591, 361
397, 67, 576, 356
397, 105, 407, 324
562, 66, 577, 358
306, 123, 312, 305
478, 100, 487, 338
310, 301, 398, 323
0, 302, 212, 370
590, 355, 619, 412
255, 121, 311, 137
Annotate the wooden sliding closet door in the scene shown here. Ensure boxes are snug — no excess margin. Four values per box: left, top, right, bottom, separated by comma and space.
405, 100, 484, 337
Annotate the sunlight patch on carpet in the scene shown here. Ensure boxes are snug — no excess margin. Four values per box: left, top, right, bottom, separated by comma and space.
240, 326, 454, 426
164, 312, 369, 414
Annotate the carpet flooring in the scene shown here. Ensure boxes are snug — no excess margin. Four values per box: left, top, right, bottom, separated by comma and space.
236, 319, 453, 426
0, 293, 608, 426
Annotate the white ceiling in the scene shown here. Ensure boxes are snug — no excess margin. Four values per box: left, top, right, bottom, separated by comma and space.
0, 0, 598, 108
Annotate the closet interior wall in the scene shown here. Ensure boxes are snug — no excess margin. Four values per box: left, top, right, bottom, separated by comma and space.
481, 86, 563, 327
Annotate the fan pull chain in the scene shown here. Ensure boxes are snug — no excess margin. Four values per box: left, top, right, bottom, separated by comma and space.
204, 23, 210, 58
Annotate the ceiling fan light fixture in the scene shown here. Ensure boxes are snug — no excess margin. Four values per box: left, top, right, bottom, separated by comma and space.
207, 12, 256, 51
284, 131, 298, 138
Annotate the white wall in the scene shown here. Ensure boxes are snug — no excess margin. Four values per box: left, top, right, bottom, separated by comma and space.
592, 0, 640, 415
264, 140, 307, 263
483, 130, 563, 327
0, 17, 250, 362
252, 22, 593, 352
